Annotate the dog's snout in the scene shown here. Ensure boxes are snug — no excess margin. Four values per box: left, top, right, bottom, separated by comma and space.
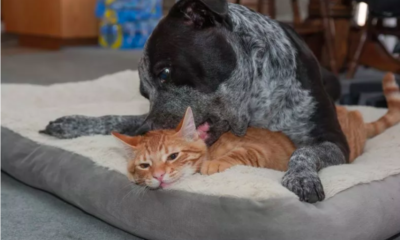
208, 115, 219, 124
134, 122, 152, 136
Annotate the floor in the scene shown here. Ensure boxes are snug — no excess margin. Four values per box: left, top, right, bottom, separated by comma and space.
1, 36, 398, 240
2, 47, 144, 84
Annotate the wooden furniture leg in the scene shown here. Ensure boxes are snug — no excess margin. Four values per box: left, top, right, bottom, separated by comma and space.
257, 0, 263, 13
347, 17, 400, 78
308, 0, 353, 71
266, 0, 276, 18
358, 36, 400, 74
319, 0, 338, 75
346, 24, 369, 78
291, 0, 302, 26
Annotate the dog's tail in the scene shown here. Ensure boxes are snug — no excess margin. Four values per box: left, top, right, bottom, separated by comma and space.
365, 73, 400, 138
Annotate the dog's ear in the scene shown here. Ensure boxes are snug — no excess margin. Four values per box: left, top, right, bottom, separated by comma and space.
175, 0, 229, 28
198, 0, 228, 17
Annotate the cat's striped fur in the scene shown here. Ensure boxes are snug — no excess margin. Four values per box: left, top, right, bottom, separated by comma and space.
366, 73, 400, 138
203, 73, 400, 173
112, 109, 207, 189
114, 73, 400, 187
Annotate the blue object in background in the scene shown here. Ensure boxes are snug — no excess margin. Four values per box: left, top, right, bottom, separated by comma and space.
96, 0, 162, 49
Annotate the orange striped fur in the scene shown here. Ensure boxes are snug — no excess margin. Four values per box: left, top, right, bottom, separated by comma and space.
336, 73, 400, 162
114, 73, 400, 184
112, 108, 207, 189
201, 128, 295, 174
366, 73, 400, 138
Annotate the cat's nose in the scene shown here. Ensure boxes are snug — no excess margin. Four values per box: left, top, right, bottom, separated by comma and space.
154, 171, 165, 181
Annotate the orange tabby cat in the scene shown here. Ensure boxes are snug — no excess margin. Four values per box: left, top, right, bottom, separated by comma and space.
113, 73, 400, 188
112, 112, 207, 188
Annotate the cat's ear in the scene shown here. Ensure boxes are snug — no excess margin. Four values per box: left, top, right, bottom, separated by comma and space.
112, 132, 141, 160
175, 107, 199, 141
111, 131, 141, 149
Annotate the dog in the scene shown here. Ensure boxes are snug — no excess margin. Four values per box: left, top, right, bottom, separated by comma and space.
41, 0, 349, 203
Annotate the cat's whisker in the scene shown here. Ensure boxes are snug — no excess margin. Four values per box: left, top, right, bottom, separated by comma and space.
116, 182, 135, 193
119, 180, 148, 202
117, 188, 135, 206
138, 186, 148, 198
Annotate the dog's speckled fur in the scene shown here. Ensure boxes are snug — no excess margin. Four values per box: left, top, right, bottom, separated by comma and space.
40, 114, 148, 139
42, 0, 349, 203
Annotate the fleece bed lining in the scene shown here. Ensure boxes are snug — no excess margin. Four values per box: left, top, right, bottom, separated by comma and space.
2, 70, 400, 201
3, 70, 400, 240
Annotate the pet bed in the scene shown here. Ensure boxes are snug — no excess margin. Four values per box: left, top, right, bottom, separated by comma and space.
2, 70, 400, 240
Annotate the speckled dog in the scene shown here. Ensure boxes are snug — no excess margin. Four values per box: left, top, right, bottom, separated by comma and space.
41, 0, 349, 203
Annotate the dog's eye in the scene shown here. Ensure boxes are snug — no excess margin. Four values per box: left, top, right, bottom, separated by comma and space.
139, 163, 150, 169
158, 68, 171, 83
167, 153, 179, 161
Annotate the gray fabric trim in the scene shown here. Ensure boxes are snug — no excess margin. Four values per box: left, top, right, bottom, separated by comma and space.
1, 173, 144, 240
2, 127, 400, 240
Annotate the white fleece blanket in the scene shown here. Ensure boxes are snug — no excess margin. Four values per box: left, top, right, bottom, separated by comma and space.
2, 70, 400, 200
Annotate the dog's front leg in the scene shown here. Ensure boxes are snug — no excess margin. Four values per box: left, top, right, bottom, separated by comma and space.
40, 114, 148, 139
282, 142, 346, 203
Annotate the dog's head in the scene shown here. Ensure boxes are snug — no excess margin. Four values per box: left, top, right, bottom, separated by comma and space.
137, 0, 251, 145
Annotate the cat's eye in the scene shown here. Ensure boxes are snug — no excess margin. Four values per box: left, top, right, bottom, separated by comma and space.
139, 163, 150, 169
167, 153, 179, 161
158, 68, 171, 84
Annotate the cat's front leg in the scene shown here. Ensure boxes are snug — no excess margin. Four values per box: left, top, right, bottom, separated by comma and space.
201, 147, 252, 175
201, 160, 233, 175
40, 114, 148, 139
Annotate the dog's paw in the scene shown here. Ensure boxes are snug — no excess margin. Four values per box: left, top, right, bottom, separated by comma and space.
200, 161, 232, 175
40, 115, 100, 139
282, 170, 325, 203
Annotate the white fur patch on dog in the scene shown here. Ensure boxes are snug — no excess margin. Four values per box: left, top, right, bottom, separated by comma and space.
2, 70, 400, 200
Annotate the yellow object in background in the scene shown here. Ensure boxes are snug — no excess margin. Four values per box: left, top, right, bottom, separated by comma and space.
95, 0, 162, 49
104, 9, 118, 24
99, 21, 123, 49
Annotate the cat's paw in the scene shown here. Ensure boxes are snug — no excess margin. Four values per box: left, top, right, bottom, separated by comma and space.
200, 161, 232, 175
282, 170, 325, 203
40, 115, 101, 139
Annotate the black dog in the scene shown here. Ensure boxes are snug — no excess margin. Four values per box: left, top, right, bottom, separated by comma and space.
41, 0, 349, 203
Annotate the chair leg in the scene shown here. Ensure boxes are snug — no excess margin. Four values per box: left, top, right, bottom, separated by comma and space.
358, 35, 400, 74
291, 0, 302, 26
257, 0, 276, 18
346, 25, 369, 79
257, 0, 263, 14
268, 0, 276, 19
319, 0, 338, 75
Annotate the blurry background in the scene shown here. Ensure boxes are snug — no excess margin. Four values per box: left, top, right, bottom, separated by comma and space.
1, 0, 400, 240
1, 0, 400, 104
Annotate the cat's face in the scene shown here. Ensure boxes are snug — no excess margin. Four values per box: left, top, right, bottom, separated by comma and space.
113, 107, 207, 189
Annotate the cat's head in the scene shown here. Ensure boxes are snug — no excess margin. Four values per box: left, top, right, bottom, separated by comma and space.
112, 107, 207, 189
